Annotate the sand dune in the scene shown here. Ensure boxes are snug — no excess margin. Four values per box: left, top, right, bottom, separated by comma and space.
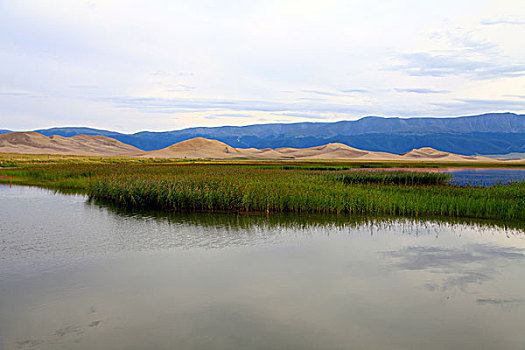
1, 133, 520, 162
241, 147, 295, 159
143, 139, 400, 160
402, 147, 499, 162
275, 143, 367, 159
0, 132, 145, 156
272, 143, 404, 160
143, 137, 243, 159
144, 139, 508, 161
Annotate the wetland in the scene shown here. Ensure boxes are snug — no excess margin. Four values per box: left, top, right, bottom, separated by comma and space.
1, 158, 524, 349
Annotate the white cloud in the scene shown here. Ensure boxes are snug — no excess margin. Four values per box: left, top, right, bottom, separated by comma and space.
481, 17, 525, 25
0, 0, 524, 132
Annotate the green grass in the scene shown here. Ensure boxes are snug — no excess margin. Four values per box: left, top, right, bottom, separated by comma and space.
1, 157, 523, 223
88, 167, 523, 221
236, 161, 525, 170
328, 171, 450, 185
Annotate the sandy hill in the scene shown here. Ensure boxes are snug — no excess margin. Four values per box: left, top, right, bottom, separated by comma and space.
276, 143, 366, 158
142, 139, 402, 160
143, 137, 243, 159
143, 139, 513, 161
272, 143, 404, 160
0, 132, 145, 156
402, 147, 499, 162
1, 133, 519, 162
241, 147, 295, 159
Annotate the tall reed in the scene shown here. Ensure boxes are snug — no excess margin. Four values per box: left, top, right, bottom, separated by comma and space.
1, 161, 523, 221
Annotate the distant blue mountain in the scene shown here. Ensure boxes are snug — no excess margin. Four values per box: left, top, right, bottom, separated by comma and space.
17, 112, 525, 155
0, 129, 13, 135
33, 127, 122, 138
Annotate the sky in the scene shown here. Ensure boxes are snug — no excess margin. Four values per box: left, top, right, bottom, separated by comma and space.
1, 0, 524, 132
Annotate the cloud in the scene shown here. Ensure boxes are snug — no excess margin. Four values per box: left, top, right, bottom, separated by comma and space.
214, 113, 254, 118
301, 89, 340, 97
301, 88, 368, 97
69, 85, 99, 90
1, 1, 525, 131
271, 112, 330, 120
0, 90, 44, 98
100, 96, 370, 115
0, 91, 32, 96
505, 95, 525, 100
481, 17, 525, 25
392, 53, 525, 79
204, 113, 254, 119
294, 97, 329, 102
432, 98, 525, 110
340, 89, 368, 94
431, 30, 496, 52
394, 88, 449, 94
165, 84, 196, 92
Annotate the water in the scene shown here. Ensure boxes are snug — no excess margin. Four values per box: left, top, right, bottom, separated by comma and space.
360, 167, 525, 187
1, 185, 525, 349
447, 167, 525, 186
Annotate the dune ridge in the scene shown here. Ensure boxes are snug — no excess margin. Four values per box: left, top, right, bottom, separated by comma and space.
401, 147, 498, 162
0, 133, 521, 161
142, 137, 240, 159
142, 137, 508, 161
0, 132, 145, 156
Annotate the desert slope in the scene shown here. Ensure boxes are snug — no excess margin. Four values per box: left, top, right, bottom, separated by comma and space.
143, 137, 242, 159
0, 133, 519, 162
0, 132, 145, 156
272, 143, 404, 160
143, 138, 399, 160
402, 147, 499, 162
143, 138, 510, 161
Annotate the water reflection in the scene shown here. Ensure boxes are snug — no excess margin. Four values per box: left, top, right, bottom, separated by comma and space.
90, 197, 525, 232
1, 184, 523, 278
2, 185, 525, 350
476, 298, 525, 306
383, 244, 525, 293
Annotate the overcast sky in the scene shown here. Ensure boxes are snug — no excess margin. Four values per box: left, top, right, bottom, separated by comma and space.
1, 0, 524, 132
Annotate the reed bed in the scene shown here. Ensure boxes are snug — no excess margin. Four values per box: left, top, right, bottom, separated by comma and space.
1, 162, 523, 221
328, 171, 451, 185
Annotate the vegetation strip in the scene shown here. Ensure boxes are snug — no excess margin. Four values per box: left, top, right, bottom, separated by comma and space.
1, 157, 523, 223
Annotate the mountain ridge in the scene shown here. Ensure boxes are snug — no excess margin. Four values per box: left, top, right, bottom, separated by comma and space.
2, 112, 524, 155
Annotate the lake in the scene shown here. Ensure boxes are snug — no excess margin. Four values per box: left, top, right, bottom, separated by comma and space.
1, 185, 525, 349
358, 167, 525, 186
447, 167, 525, 186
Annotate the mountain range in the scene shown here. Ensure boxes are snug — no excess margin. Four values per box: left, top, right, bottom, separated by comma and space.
1, 112, 524, 155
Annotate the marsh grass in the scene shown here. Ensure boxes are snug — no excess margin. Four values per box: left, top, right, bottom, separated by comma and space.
1, 159, 523, 222
328, 171, 451, 185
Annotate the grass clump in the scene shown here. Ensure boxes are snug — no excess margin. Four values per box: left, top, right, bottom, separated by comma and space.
328, 171, 450, 185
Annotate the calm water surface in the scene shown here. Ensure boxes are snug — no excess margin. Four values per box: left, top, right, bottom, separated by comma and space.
447, 167, 525, 186
1, 185, 525, 349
